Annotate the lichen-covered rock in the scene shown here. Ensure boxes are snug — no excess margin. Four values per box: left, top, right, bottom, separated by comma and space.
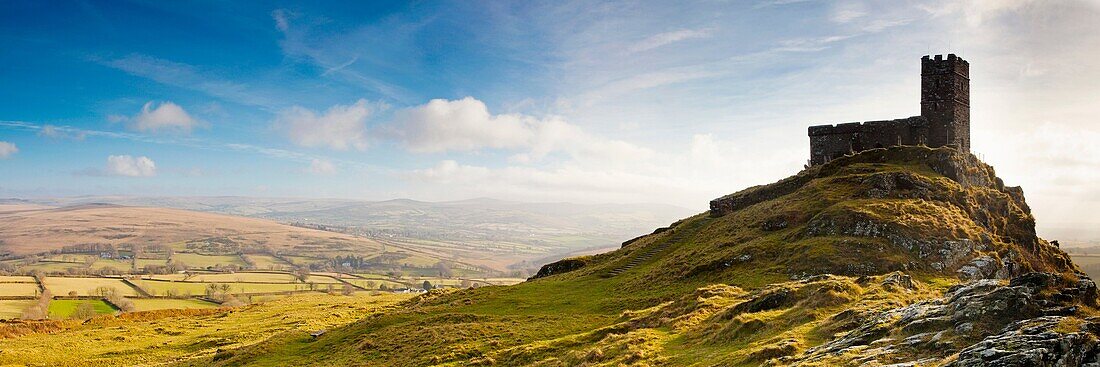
789, 272, 1100, 366
946, 316, 1100, 367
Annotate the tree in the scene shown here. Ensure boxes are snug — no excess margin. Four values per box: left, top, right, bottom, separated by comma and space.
341, 284, 354, 296
422, 280, 432, 291
72, 302, 97, 320
295, 267, 311, 283
93, 286, 115, 298
435, 261, 454, 278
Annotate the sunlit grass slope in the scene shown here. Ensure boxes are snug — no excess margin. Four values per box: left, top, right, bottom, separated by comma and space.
193, 146, 1079, 366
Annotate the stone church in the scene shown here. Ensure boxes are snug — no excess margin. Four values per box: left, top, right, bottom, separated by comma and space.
807, 54, 970, 166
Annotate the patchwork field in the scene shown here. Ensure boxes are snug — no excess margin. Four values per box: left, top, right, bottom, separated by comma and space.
146, 272, 298, 283
134, 280, 309, 296
41, 277, 139, 297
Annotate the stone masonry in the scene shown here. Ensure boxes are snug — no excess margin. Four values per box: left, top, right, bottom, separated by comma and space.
808, 54, 970, 166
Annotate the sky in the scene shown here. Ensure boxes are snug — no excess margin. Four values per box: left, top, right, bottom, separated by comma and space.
1, 0, 1099, 233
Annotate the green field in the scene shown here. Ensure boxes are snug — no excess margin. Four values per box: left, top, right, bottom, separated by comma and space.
0, 300, 35, 319
48, 299, 117, 318
170, 253, 247, 268
41, 277, 140, 297
244, 254, 292, 270
134, 258, 167, 268
90, 259, 132, 272
21, 261, 83, 273
0, 283, 43, 297
130, 298, 220, 312
282, 255, 327, 267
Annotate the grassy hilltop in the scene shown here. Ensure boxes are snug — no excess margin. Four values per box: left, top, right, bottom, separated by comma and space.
1, 146, 1091, 366
188, 146, 1089, 366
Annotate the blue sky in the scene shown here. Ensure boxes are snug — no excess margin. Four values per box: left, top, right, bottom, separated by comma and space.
2, 0, 1100, 230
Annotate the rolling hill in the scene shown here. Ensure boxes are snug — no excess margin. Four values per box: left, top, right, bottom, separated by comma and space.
4, 196, 693, 272
187, 146, 1095, 366
0, 204, 454, 270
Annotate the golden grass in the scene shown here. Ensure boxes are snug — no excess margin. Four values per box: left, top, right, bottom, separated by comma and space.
41, 277, 139, 297
0, 293, 411, 366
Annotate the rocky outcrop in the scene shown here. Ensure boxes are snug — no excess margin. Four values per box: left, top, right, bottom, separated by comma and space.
947, 316, 1100, 367
785, 272, 1100, 366
528, 257, 588, 280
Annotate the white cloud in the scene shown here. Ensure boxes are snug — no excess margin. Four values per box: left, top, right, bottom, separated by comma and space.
628, 28, 713, 53
390, 97, 654, 164
274, 99, 374, 151
38, 125, 86, 140
0, 142, 17, 159
115, 101, 202, 134
308, 159, 338, 175
105, 155, 156, 177
390, 97, 532, 153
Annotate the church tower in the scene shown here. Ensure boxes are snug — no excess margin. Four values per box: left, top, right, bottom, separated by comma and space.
920, 54, 970, 151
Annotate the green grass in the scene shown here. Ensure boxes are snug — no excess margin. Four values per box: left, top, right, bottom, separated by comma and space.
90, 259, 133, 272
244, 254, 292, 270
134, 258, 167, 268
48, 299, 117, 318
130, 298, 220, 312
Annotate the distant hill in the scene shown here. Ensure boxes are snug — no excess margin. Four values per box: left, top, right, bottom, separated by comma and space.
198, 146, 1096, 366
0, 204, 439, 264
12, 196, 694, 270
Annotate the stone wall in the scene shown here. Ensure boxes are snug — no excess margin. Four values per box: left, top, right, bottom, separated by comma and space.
808, 116, 929, 166
807, 54, 970, 166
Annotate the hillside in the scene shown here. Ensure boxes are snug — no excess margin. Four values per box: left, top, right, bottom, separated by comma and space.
165, 146, 1096, 367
